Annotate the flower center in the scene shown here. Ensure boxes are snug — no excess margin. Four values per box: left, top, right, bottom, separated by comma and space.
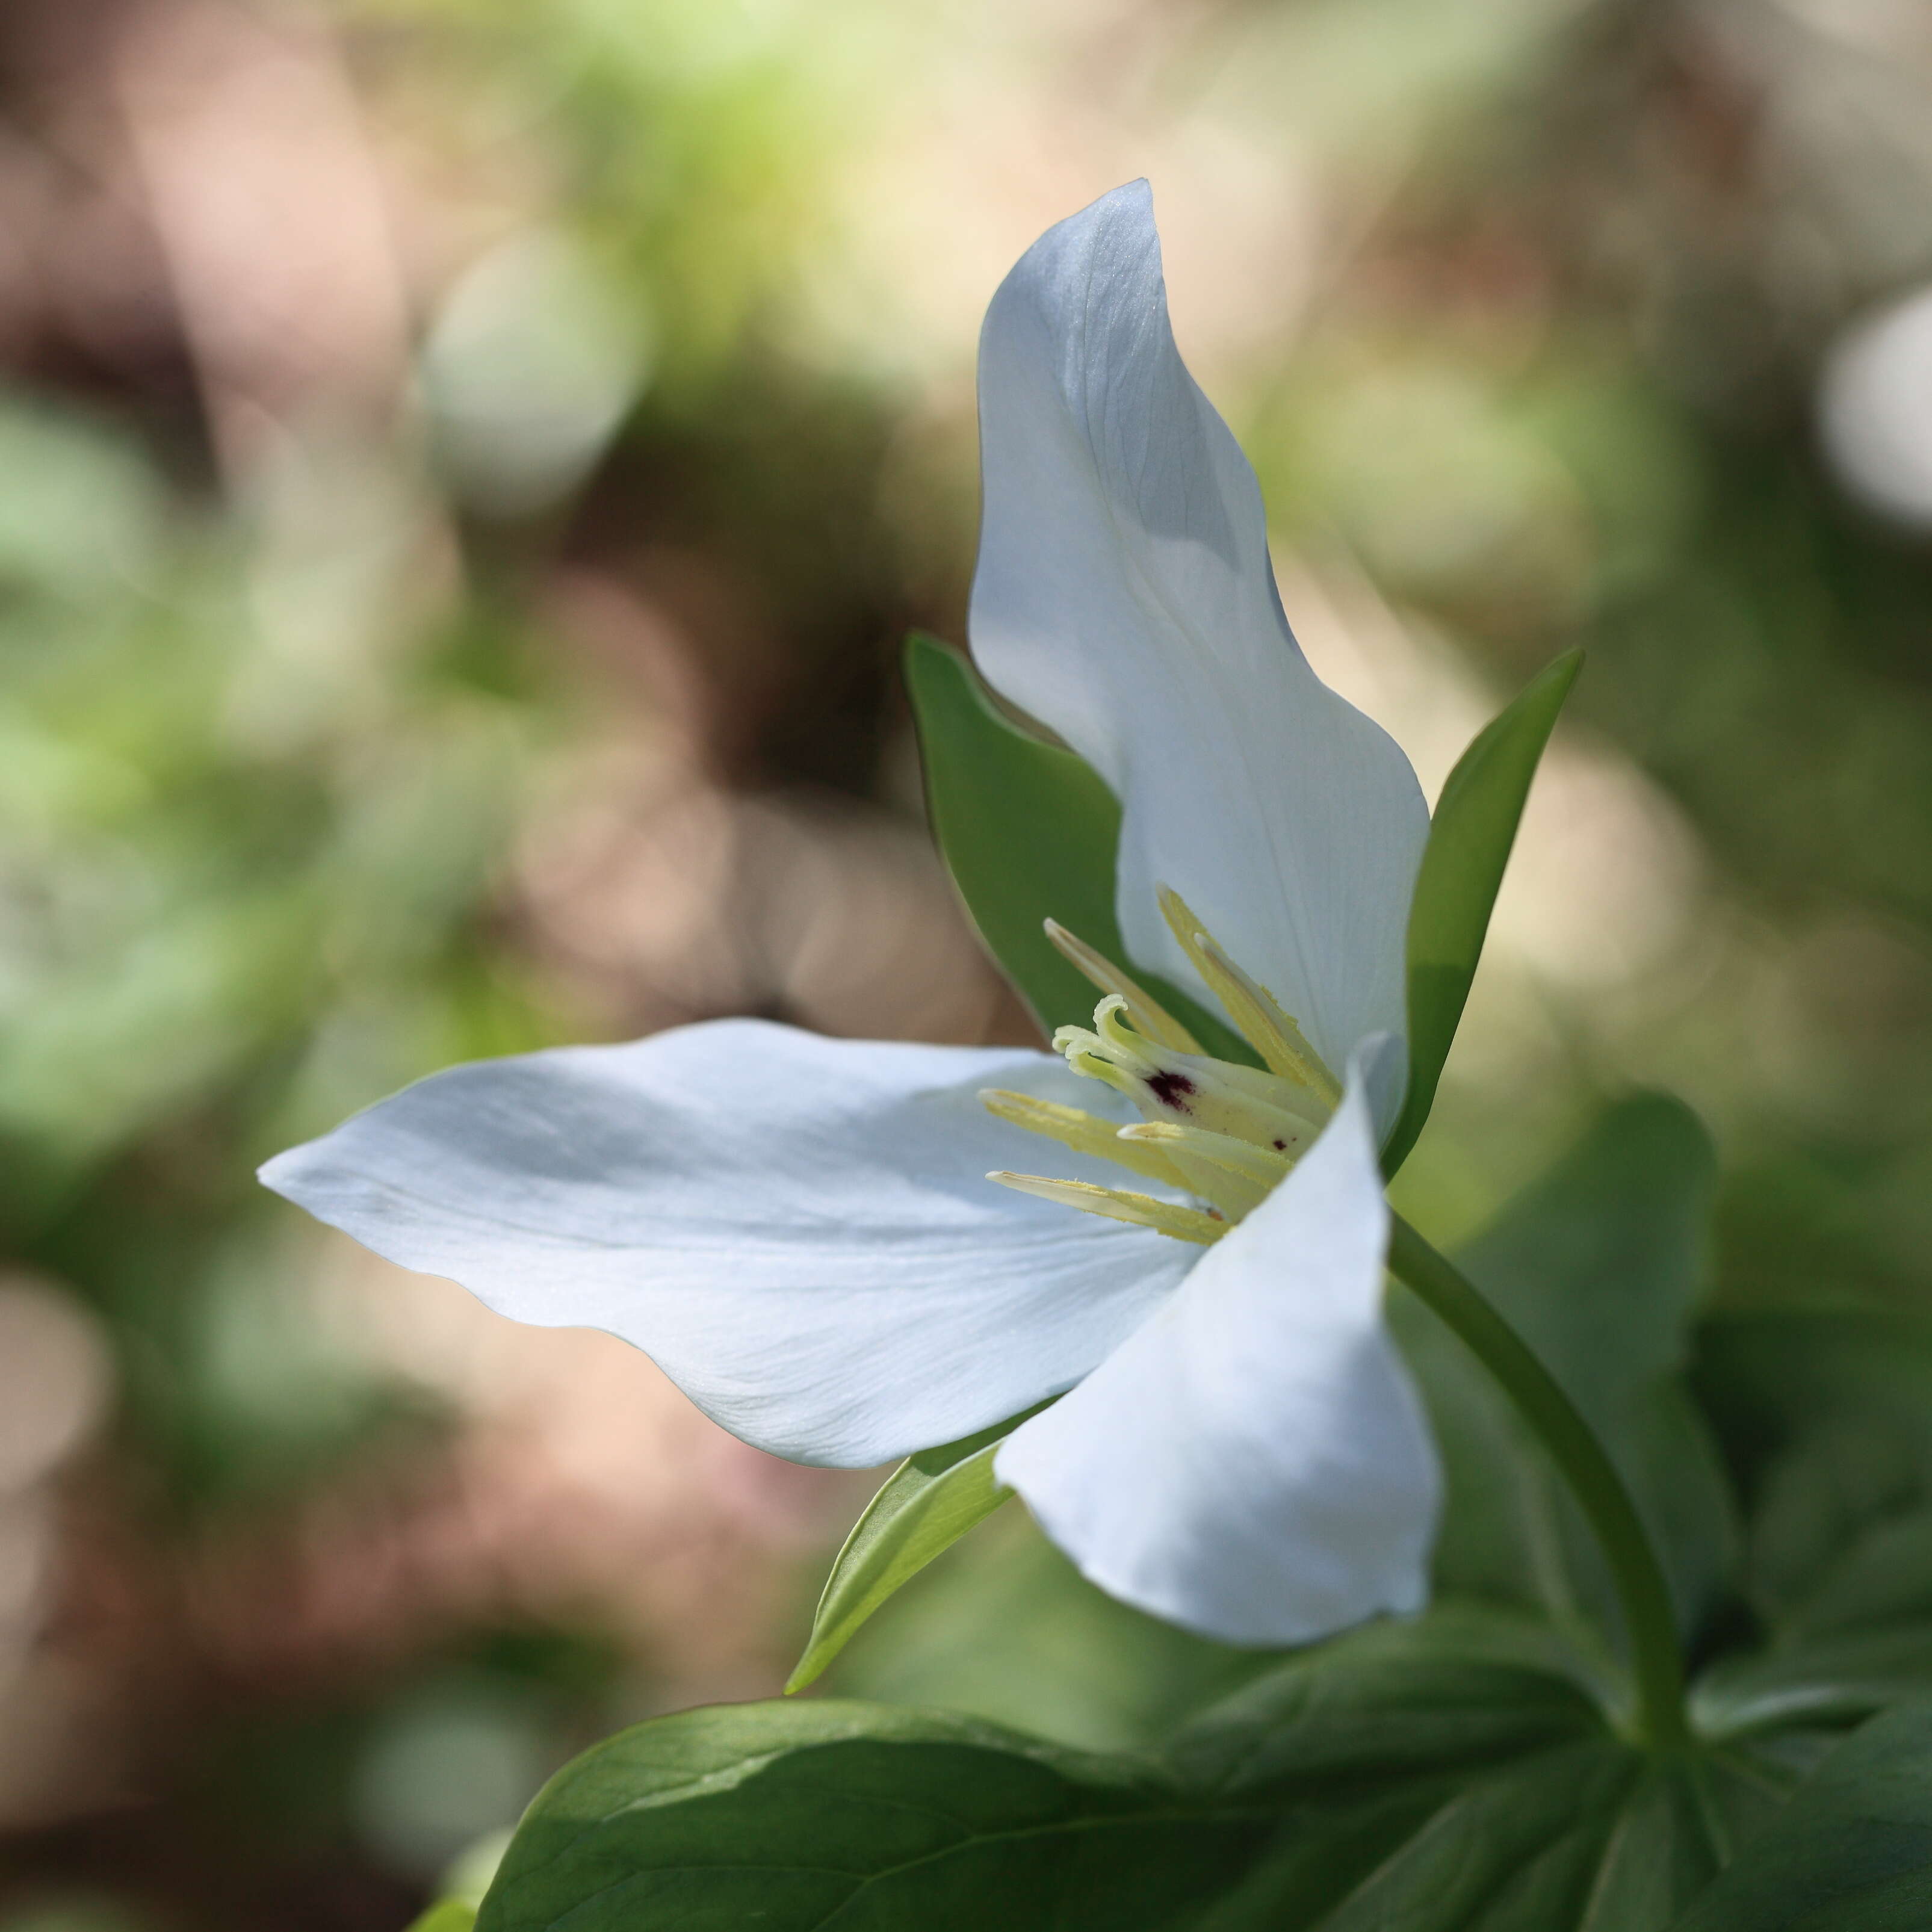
982, 888, 1341, 1243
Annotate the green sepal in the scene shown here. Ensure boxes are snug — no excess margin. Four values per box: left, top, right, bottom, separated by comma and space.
403, 1904, 477, 1932
1383, 649, 1582, 1174
903, 633, 1251, 1063
785, 1404, 1047, 1694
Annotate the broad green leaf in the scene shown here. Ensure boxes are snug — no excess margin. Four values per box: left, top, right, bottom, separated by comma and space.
1165, 1608, 1609, 1797
404, 1906, 477, 1932
1166, 1615, 1677, 1931
474, 1700, 1275, 1932
1168, 1611, 1786, 1930
1383, 649, 1581, 1174
482, 1612, 1768, 1932
786, 1408, 1039, 1693
1671, 1703, 1932, 1930
1393, 1093, 1739, 1650
1271, 1749, 1696, 1931
904, 633, 1250, 1061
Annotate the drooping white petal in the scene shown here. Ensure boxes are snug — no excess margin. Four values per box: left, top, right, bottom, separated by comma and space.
261, 1020, 1191, 1467
970, 180, 1429, 1100
994, 1041, 1440, 1645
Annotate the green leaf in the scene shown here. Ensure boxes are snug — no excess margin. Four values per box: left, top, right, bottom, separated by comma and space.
904, 633, 1250, 1060
1383, 649, 1581, 1174
480, 1612, 1760, 1932
1696, 1310, 1932, 1632
1393, 1093, 1739, 1649
1165, 1608, 1609, 1797
786, 1408, 1038, 1694
474, 1700, 1274, 1932
1670, 1703, 1932, 1930
1162, 1611, 1791, 1929
1689, 1310, 1932, 1738
1164, 1614, 1684, 1931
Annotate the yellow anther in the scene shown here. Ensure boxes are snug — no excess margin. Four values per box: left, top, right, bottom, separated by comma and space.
986, 1171, 1227, 1245
1119, 1120, 1301, 1187
1112, 1129, 1264, 1221
978, 1089, 1189, 1192
1194, 930, 1340, 1107
1156, 886, 1340, 1106
1116, 1120, 1301, 1222
1042, 919, 1202, 1054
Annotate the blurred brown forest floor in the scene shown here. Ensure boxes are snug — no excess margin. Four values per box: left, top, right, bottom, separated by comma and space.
1, 0, 1931, 1924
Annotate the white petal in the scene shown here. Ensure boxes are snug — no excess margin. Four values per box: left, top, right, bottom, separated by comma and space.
261, 1020, 1191, 1467
969, 181, 1428, 1094
994, 1042, 1440, 1644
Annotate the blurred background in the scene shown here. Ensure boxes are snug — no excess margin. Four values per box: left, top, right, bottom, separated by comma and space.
1, 0, 1930, 1921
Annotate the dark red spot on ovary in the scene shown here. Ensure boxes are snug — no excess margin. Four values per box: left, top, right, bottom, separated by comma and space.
1146, 1071, 1196, 1112
1272, 1139, 1287, 1151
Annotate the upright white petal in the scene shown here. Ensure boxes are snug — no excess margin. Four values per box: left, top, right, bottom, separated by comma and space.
261, 1020, 1190, 1467
970, 181, 1429, 1094
994, 1042, 1440, 1645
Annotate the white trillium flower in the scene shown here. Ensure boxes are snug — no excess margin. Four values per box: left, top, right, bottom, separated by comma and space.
260, 181, 1443, 1647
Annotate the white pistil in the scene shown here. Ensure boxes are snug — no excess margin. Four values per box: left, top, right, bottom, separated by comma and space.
1051, 993, 1163, 1103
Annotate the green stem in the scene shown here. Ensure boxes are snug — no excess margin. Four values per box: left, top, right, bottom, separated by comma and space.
1386, 1212, 1691, 1750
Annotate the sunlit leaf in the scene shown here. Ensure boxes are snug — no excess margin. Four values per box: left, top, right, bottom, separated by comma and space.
1383, 649, 1581, 1174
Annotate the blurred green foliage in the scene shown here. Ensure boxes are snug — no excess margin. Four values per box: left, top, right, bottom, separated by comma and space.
0, 386, 553, 1503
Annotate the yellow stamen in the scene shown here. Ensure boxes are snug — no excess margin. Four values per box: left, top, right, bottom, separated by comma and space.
1119, 1120, 1301, 1187
1042, 919, 1202, 1054
985, 1172, 1227, 1245
978, 1089, 1189, 1192
1156, 886, 1341, 1105
1115, 1130, 1266, 1220
1117, 1121, 1298, 1221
